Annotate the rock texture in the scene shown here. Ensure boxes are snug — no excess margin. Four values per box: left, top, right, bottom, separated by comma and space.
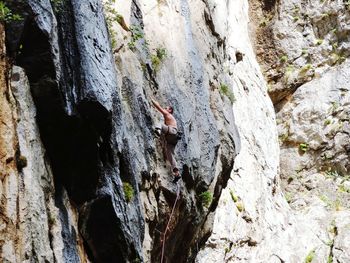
273, 2, 350, 262
252, 0, 350, 262
196, 0, 350, 262
1, 21, 87, 261
103, 0, 237, 261
1, 0, 349, 262
3, 0, 236, 261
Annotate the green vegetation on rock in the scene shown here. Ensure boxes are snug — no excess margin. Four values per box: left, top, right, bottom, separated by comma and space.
199, 191, 213, 208
299, 143, 309, 152
219, 83, 236, 104
128, 25, 144, 50
305, 249, 315, 263
0, 1, 22, 22
151, 47, 167, 71
123, 182, 134, 203
236, 202, 244, 212
230, 190, 238, 202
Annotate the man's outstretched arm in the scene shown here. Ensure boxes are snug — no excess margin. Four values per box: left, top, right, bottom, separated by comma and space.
151, 98, 168, 115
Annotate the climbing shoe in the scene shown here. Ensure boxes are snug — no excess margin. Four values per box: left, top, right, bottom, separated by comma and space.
154, 128, 161, 137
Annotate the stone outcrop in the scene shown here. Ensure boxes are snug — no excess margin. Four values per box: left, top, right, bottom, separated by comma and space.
251, 0, 350, 262
1, 20, 87, 261
196, 0, 350, 262
1, 0, 349, 262
272, 2, 350, 262
2, 0, 236, 261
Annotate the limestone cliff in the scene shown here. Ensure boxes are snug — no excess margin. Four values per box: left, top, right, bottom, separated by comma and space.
0, 0, 349, 262
2, 0, 235, 261
197, 0, 350, 262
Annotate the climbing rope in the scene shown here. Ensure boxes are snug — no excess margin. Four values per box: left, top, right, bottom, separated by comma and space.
160, 182, 181, 263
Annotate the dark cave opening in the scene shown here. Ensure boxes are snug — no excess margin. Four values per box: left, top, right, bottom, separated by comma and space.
81, 195, 127, 263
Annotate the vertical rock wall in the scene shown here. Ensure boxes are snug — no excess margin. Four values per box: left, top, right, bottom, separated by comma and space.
2, 0, 237, 261
106, 0, 237, 261
270, 1, 350, 262
198, 0, 350, 262
2, 0, 348, 262
1, 21, 87, 261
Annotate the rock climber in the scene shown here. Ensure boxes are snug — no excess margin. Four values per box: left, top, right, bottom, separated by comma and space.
151, 98, 181, 183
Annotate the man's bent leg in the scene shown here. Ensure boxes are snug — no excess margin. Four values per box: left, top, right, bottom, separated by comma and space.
165, 143, 178, 174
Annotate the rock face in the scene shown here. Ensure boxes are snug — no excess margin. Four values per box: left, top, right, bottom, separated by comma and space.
2, 0, 236, 262
1, 22, 87, 261
250, 0, 350, 262
1, 0, 349, 262
197, 0, 350, 262
272, 2, 350, 262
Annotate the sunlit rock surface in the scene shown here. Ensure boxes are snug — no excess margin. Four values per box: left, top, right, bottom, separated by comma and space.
1, 0, 349, 262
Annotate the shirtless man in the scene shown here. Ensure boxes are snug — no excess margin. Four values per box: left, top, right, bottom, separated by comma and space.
151, 98, 181, 183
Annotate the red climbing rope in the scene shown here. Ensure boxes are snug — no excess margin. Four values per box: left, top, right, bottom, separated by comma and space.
160, 183, 181, 263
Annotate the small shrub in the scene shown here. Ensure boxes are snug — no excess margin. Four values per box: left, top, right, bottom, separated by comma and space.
156, 47, 167, 60
324, 119, 331, 125
48, 213, 56, 226
329, 101, 339, 113
128, 41, 136, 50
285, 192, 293, 203
305, 249, 315, 263
329, 220, 337, 234
151, 47, 167, 71
259, 14, 273, 27
334, 199, 342, 211
103, 0, 119, 49
331, 53, 346, 64
292, 6, 300, 13
280, 55, 288, 63
236, 202, 244, 212
50, 0, 64, 12
123, 182, 134, 202
230, 190, 238, 202
325, 170, 340, 178
301, 48, 308, 56
130, 25, 144, 39
315, 39, 323, 45
299, 143, 309, 152
338, 184, 350, 193
199, 191, 213, 208
140, 62, 147, 73
326, 240, 334, 247
319, 195, 331, 207
0, 1, 22, 22
128, 25, 144, 50
219, 83, 236, 104
151, 54, 160, 70
284, 64, 295, 80
299, 64, 312, 75
116, 14, 123, 24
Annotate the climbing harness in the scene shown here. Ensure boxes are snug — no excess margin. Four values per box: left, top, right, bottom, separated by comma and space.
160, 182, 181, 263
